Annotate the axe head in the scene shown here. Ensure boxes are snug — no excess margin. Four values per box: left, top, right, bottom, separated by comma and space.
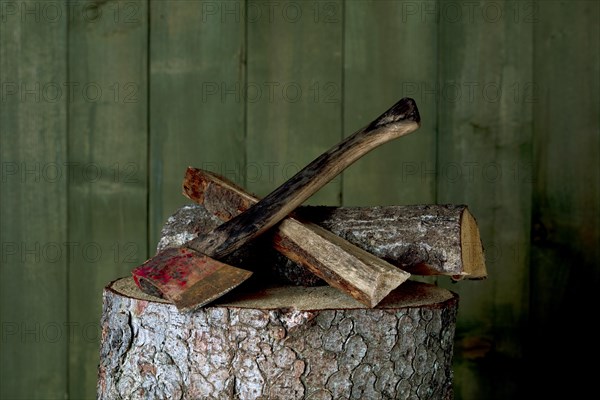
132, 247, 253, 312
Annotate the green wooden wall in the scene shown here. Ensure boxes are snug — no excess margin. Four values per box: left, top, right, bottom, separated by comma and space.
1, 1, 598, 399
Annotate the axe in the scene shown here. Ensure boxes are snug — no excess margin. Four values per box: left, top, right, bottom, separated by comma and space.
132, 97, 421, 312
182, 167, 412, 307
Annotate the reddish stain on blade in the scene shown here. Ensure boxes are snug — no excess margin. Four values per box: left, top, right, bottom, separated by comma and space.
132, 247, 225, 299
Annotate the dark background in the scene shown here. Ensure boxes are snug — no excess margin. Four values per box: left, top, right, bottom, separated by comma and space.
1, 1, 598, 399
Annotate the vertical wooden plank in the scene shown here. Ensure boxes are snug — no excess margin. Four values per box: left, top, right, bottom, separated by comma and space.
0, 1, 68, 398
150, 0, 246, 247
343, 0, 438, 206
531, 1, 599, 397
246, 0, 343, 205
67, 1, 148, 398
436, 1, 533, 398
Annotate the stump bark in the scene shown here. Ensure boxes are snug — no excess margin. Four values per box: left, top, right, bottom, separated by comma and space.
98, 278, 458, 399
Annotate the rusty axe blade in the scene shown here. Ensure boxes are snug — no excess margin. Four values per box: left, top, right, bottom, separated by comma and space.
132, 97, 421, 312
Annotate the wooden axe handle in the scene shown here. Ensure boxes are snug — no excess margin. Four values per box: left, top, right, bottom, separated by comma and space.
183, 168, 412, 307
188, 97, 421, 258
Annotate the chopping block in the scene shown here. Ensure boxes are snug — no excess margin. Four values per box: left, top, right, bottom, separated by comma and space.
98, 277, 457, 399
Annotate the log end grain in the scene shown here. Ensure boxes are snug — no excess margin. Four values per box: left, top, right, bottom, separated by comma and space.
302, 204, 488, 280
458, 209, 487, 280
108, 276, 455, 311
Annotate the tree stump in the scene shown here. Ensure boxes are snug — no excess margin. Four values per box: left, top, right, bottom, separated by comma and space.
97, 278, 458, 399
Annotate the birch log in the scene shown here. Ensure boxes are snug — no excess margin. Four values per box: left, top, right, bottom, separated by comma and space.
158, 204, 486, 286
182, 168, 486, 284
298, 205, 486, 279
179, 168, 410, 307
98, 277, 458, 399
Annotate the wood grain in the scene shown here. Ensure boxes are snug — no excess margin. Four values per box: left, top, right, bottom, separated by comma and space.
0, 1, 594, 398
531, 1, 600, 397
0, 7, 68, 399
187, 98, 420, 258
273, 220, 410, 307
343, 0, 438, 206
66, 1, 148, 397
133, 98, 419, 308
246, 0, 343, 205
99, 278, 457, 399
149, 0, 246, 246
182, 168, 410, 307
183, 167, 486, 279
436, 1, 533, 398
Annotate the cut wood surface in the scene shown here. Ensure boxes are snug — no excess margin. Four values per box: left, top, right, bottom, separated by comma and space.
157, 204, 326, 287
133, 99, 420, 311
182, 168, 409, 307
300, 205, 487, 280
181, 98, 420, 260
182, 168, 487, 282
98, 277, 458, 399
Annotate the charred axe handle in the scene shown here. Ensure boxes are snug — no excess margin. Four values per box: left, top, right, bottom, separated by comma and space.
132, 97, 421, 311
183, 168, 411, 307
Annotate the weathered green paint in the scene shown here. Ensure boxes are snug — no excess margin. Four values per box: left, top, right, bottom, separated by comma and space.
67, 1, 148, 398
149, 0, 246, 247
436, 1, 533, 398
0, 2, 68, 398
0, 1, 598, 399
531, 1, 600, 398
246, 0, 343, 205
343, 0, 438, 207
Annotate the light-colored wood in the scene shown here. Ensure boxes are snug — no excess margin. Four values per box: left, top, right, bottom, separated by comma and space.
67, 1, 148, 397
188, 98, 420, 258
98, 277, 457, 399
460, 209, 487, 279
134, 99, 419, 309
300, 205, 487, 279
274, 219, 410, 307
182, 168, 411, 307
182, 168, 486, 280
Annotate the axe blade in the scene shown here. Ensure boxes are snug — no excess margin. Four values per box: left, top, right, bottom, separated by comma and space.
133, 247, 252, 312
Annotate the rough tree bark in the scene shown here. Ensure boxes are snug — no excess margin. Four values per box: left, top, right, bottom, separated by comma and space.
181, 168, 411, 307
298, 205, 486, 279
157, 204, 486, 286
98, 278, 458, 399
181, 168, 486, 283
